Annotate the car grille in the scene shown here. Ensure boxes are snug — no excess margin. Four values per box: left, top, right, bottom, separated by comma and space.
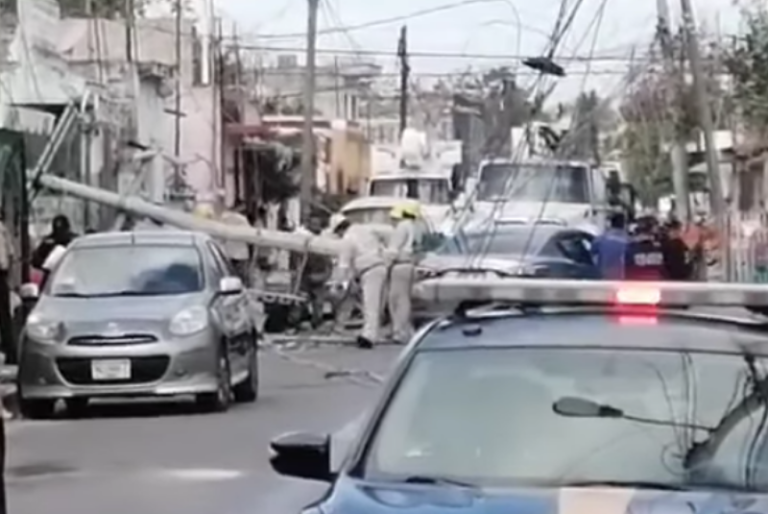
56, 356, 170, 385
67, 334, 158, 346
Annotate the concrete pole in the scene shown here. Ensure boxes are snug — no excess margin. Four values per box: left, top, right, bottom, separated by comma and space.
656, 0, 690, 222
679, 0, 730, 277
300, 0, 319, 224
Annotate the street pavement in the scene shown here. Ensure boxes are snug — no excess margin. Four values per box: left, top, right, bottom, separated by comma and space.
6, 344, 401, 514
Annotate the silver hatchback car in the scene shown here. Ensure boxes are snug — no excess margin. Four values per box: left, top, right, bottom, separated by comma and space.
18, 230, 260, 418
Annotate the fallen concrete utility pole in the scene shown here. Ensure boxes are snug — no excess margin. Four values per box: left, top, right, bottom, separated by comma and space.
36, 174, 345, 256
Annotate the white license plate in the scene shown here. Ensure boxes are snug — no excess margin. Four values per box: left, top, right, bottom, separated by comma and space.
91, 359, 131, 380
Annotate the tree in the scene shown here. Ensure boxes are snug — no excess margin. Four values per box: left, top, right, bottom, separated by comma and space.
724, 4, 768, 134
618, 31, 727, 202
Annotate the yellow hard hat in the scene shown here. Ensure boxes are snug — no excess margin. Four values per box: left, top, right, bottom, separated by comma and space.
193, 204, 215, 219
391, 201, 420, 219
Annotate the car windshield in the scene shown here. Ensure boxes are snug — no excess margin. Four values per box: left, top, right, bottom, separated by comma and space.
343, 207, 393, 225
436, 232, 538, 255
47, 245, 204, 297
370, 179, 450, 204
477, 163, 590, 203
366, 346, 768, 491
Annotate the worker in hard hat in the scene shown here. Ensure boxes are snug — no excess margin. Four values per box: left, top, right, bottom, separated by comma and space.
193, 203, 215, 219
329, 214, 388, 349
385, 201, 425, 345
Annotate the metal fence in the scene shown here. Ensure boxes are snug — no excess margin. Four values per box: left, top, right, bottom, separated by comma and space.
720, 212, 768, 283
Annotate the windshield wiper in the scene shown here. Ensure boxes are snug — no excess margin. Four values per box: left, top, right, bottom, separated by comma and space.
402, 475, 480, 488
562, 480, 686, 491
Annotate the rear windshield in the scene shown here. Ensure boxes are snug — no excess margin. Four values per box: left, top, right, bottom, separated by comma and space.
47, 245, 204, 297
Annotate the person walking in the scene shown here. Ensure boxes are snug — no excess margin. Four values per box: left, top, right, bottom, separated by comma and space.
384, 202, 424, 345
330, 215, 389, 349
591, 213, 629, 280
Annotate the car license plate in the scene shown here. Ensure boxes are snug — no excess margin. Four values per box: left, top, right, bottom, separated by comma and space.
91, 359, 131, 380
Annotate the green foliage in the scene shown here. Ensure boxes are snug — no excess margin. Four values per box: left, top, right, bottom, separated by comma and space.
724, 5, 768, 130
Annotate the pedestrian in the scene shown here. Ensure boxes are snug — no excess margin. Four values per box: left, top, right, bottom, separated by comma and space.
591, 213, 629, 279
0, 218, 15, 369
298, 215, 332, 328
384, 202, 424, 345
216, 196, 253, 286
625, 215, 665, 280
661, 220, 693, 281
31, 215, 77, 269
329, 215, 389, 349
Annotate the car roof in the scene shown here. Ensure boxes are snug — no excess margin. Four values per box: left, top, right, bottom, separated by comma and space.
416, 311, 768, 354
341, 196, 419, 211
461, 224, 569, 238
70, 230, 211, 248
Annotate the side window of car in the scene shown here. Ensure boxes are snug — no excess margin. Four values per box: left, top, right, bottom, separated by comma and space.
557, 235, 593, 266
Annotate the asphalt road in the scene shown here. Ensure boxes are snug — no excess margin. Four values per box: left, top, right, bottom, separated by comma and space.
6, 344, 400, 514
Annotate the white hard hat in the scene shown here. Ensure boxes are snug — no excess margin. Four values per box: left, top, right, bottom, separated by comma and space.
328, 213, 348, 232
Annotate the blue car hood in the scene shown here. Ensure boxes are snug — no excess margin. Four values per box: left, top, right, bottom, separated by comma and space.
323, 477, 768, 514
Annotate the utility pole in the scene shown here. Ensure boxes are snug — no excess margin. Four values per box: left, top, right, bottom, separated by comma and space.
656, 0, 691, 222
679, 0, 729, 276
300, 0, 319, 224
124, 0, 133, 62
397, 25, 409, 134
173, 0, 183, 178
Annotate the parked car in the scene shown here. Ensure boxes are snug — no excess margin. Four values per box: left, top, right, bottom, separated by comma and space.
17, 230, 261, 418
419, 223, 598, 279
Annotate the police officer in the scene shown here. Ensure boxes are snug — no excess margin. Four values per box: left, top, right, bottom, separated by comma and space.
625, 215, 665, 280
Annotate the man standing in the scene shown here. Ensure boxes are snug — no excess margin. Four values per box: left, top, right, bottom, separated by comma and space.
385, 203, 424, 345
31, 215, 77, 269
591, 213, 629, 279
625, 215, 665, 280
0, 217, 14, 369
330, 216, 389, 349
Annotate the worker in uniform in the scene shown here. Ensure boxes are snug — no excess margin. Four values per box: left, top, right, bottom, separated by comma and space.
660, 219, 693, 280
329, 215, 388, 349
592, 213, 629, 279
625, 215, 665, 280
385, 202, 424, 345
297, 215, 332, 328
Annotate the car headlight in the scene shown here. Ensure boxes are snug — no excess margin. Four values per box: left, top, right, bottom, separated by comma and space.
25, 315, 63, 341
169, 306, 209, 336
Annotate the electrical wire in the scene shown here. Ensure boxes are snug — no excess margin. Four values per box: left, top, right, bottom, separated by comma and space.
252, 0, 550, 40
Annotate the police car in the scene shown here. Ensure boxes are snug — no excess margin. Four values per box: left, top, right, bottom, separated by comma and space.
270, 277, 768, 514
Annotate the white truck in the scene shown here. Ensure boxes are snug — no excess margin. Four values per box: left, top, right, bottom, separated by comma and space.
366, 129, 462, 231
459, 158, 622, 234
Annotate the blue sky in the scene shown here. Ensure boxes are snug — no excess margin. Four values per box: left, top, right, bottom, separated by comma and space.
210, 0, 742, 102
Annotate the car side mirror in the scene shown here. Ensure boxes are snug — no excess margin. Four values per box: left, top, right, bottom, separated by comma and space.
19, 282, 39, 300
218, 276, 243, 294
269, 431, 333, 482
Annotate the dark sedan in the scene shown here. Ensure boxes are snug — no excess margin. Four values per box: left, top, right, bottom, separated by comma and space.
418, 224, 599, 279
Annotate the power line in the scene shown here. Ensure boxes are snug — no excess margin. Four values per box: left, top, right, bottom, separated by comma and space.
251, 0, 542, 39
236, 44, 648, 62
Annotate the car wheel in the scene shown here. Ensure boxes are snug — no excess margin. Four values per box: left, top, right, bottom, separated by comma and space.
65, 398, 89, 418
233, 333, 259, 403
196, 349, 231, 413
19, 397, 56, 420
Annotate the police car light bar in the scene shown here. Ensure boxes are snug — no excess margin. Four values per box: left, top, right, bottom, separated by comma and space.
413, 277, 768, 307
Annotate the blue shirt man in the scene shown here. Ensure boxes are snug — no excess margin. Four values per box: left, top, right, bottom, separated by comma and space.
592, 214, 629, 279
